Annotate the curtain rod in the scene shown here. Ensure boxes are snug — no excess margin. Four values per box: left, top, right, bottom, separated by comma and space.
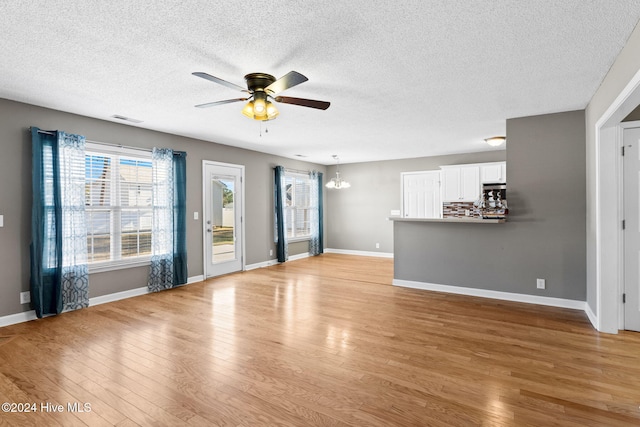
285, 167, 314, 175
29, 128, 152, 153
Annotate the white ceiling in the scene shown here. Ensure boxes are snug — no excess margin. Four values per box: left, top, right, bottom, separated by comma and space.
1, 1, 639, 165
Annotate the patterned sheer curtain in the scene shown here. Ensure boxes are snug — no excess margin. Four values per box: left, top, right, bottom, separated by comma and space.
274, 166, 288, 262
309, 171, 324, 256
30, 128, 89, 318
59, 132, 90, 311
149, 148, 175, 292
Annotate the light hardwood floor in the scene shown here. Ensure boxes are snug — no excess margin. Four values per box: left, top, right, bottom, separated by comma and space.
1, 253, 639, 426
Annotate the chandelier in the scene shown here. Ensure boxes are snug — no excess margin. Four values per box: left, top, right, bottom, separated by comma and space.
325, 155, 350, 189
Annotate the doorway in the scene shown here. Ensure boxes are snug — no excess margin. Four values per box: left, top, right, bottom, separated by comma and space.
623, 126, 640, 331
401, 171, 442, 218
203, 161, 245, 278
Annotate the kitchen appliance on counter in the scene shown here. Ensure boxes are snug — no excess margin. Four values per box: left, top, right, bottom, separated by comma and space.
476, 183, 508, 219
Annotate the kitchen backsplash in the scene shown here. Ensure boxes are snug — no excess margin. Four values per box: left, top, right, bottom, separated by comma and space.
442, 201, 481, 218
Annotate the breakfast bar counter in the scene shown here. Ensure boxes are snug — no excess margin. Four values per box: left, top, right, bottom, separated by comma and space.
389, 216, 506, 224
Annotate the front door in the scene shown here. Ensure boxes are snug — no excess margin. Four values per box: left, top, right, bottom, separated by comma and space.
624, 126, 640, 331
203, 161, 244, 278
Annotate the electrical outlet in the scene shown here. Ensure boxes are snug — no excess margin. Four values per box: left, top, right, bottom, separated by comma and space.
0, 214, 3, 227
375, 243, 380, 249
269, 249, 273, 256
536, 278, 546, 289
20, 291, 30, 304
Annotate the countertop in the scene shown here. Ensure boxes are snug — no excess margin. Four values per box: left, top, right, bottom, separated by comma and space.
388, 216, 506, 224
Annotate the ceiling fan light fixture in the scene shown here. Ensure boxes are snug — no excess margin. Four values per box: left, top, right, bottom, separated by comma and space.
266, 102, 279, 119
253, 93, 266, 114
193, 70, 329, 121
485, 136, 506, 147
241, 91, 278, 121
241, 101, 255, 119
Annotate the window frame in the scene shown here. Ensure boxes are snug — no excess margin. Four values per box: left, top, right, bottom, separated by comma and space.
284, 171, 312, 242
85, 143, 153, 273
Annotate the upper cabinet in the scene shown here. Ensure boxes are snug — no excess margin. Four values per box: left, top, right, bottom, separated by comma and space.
440, 161, 506, 202
480, 162, 506, 184
440, 165, 480, 202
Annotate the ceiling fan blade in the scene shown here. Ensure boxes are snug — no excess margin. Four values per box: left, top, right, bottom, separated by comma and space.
192, 72, 248, 92
274, 96, 330, 110
265, 71, 308, 95
195, 98, 249, 108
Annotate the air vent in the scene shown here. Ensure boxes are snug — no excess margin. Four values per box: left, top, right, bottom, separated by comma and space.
111, 115, 143, 123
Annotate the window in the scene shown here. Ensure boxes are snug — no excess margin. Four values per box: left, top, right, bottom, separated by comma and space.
284, 172, 312, 240
85, 144, 153, 268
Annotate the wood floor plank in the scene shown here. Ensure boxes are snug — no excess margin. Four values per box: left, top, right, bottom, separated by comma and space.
1, 253, 640, 426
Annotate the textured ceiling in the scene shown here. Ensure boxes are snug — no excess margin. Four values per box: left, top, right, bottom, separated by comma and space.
1, 1, 639, 165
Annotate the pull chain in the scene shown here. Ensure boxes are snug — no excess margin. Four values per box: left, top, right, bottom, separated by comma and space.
259, 121, 269, 137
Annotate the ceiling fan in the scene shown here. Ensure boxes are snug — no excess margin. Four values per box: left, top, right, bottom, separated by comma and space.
192, 71, 330, 121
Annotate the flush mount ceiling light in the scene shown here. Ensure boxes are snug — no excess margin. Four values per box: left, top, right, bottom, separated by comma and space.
484, 136, 506, 147
193, 71, 330, 121
325, 155, 350, 189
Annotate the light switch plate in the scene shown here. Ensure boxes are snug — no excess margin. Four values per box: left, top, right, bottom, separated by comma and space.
0, 215, 3, 227
193, 212, 199, 220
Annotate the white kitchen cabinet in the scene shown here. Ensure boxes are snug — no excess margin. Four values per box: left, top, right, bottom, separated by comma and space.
440, 165, 480, 202
401, 171, 442, 218
481, 162, 506, 183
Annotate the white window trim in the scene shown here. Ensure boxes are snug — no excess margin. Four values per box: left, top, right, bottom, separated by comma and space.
288, 236, 311, 243
88, 257, 151, 274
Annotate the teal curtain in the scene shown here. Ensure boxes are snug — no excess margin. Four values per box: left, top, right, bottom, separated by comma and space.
173, 151, 188, 285
30, 127, 89, 318
318, 172, 324, 253
274, 166, 288, 262
149, 148, 188, 291
309, 171, 323, 256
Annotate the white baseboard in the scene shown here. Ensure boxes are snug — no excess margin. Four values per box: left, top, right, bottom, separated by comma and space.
246, 249, 393, 272
584, 302, 598, 330
89, 286, 150, 307
0, 311, 38, 328
325, 248, 394, 258
245, 259, 279, 270
0, 274, 204, 328
289, 252, 310, 261
245, 252, 312, 271
393, 279, 587, 311
187, 275, 204, 284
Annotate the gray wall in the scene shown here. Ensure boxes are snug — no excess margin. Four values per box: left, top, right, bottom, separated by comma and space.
586, 22, 640, 316
394, 110, 586, 301
0, 98, 325, 317
325, 151, 506, 253
623, 104, 640, 122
